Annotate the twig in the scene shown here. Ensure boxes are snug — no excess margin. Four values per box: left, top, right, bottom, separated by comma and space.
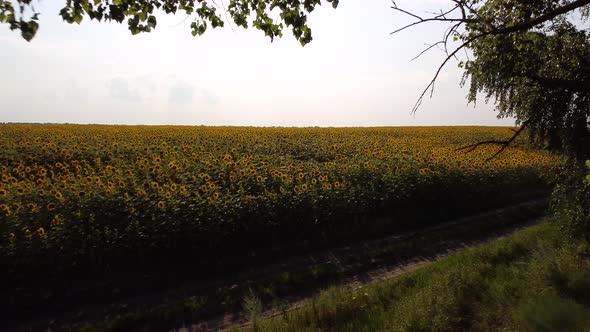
411, 41, 445, 61
390, 0, 475, 36
410, 32, 490, 114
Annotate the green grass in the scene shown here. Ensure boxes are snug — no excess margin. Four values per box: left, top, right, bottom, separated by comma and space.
64, 201, 543, 332
245, 221, 590, 332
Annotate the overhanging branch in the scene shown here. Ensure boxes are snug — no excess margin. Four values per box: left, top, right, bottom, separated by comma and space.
457, 121, 529, 161
390, 0, 476, 35
391, 0, 590, 114
410, 31, 491, 114
531, 75, 590, 93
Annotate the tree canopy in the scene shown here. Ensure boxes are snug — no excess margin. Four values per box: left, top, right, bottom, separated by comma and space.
390, 0, 590, 161
0, 0, 338, 44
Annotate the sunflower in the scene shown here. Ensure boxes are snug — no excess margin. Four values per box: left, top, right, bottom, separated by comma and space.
37, 228, 46, 237
0, 204, 10, 216
157, 200, 165, 209
0, 188, 7, 197
47, 203, 56, 211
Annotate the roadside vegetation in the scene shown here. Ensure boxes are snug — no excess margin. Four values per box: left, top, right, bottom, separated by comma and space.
242, 220, 590, 332
75, 200, 547, 332
225, 160, 590, 332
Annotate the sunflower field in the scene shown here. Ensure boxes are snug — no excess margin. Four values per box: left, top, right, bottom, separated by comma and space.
0, 125, 558, 278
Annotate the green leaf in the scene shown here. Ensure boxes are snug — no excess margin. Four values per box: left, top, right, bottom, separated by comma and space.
21, 21, 39, 42
190, 22, 198, 36
147, 15, 156, 28
586, 160, 590, 169
73, 14, 83, 24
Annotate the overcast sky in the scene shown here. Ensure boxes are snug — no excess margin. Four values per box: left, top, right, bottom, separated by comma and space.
0, 0, 515, 127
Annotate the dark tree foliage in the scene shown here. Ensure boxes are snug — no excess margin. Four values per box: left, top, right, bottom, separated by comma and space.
391, 0, 590, 161
0, 0, 339, 44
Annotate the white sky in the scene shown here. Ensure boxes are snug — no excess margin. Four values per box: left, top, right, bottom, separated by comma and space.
0, 0, 515, 127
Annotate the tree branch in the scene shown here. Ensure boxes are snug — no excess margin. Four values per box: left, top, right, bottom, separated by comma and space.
390, 1, 476, 35
410, 31, 490, 114
393, 0, 590, 114
411, 41, 446, 61
456, 122, 529, 161
530, 75, 590, 92
487, 0, 590, 36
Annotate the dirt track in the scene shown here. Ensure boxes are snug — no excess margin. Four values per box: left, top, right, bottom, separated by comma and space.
184, 198, 548, 331
12, 197, 548, 332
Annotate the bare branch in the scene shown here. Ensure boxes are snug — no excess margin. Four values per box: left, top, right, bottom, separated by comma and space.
219, 0, 235, 32
433, 6, 459, 20
410, 32, 490, 114
390, 1, 476, 36
456, 122, 529, 161
411, 41, 445, 61
390, 1, 423, 21
442, 22, 462, 56
451, 0, 467, 20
